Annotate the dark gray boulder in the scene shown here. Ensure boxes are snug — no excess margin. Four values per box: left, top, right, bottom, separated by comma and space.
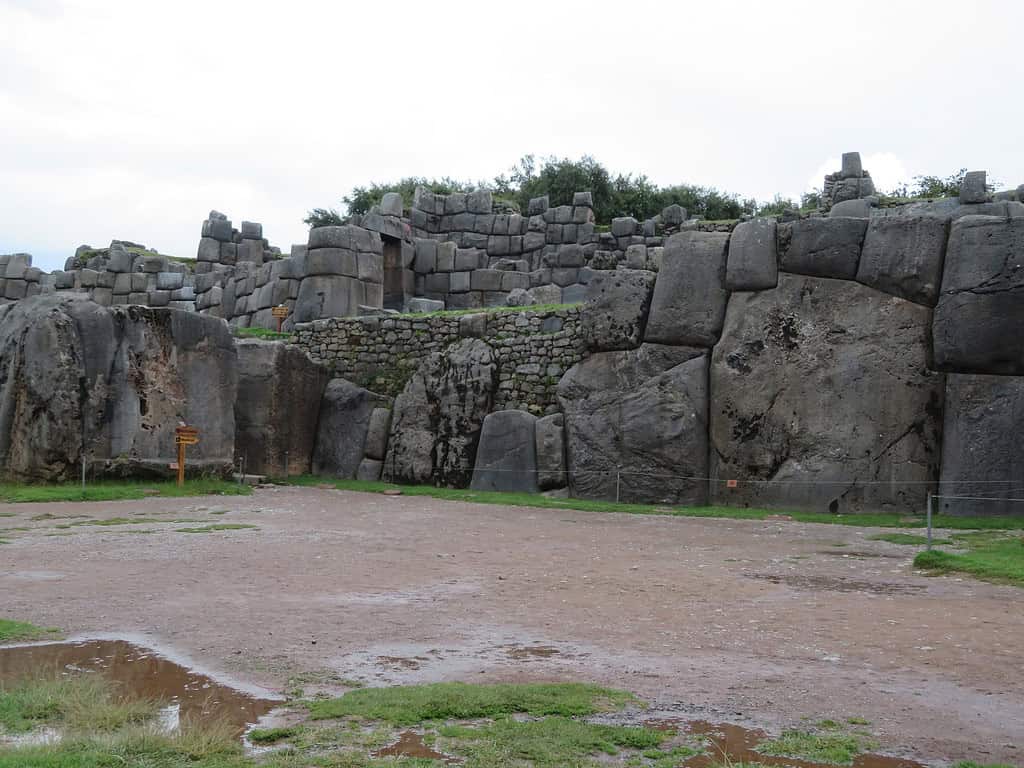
293, 275, 365, 323
959, 171, 987, 204
364, 407, 392, 461
356, 457, 383, 482
470, 410, 539, 493
0, 295, 237, 481
939, 374, 1024, 517
581, 269, 656, 351
933, 216, 1024, 374
234, 340, 329, 476
311, 379, 389, 478
710, 274, 943, 513
557, 344, 709, 504
535, 413, 567, 491
725, 219, 777, 291
645, 231, 730, 347
856, 215, 948, 306
778, 217, 867, 279
383, 338, 497, 487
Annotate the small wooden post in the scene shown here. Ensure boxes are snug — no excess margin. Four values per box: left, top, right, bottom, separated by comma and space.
174, 426, 200, 488
272, 305, 289, 333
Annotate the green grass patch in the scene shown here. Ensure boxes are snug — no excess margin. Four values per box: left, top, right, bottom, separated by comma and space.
0, 619, 60, 643
868, 533, 951, 546
914, 533, 1024, 585
757, 729, 877, 765
287, 476, 1024, 531
0, 675, 158, 734
308, 682, 636, 726
175, 524, 258, 534
437, 716, 665, 767
233, 327, 292, 340
0, 479, 250, 504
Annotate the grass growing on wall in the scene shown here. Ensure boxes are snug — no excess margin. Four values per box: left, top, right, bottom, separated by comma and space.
233, 326, 292, 340
286, 476, 1024, 531
0, 479, 250, 504
392, 302, 579, 320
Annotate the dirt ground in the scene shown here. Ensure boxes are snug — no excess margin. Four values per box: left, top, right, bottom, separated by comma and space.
1, 486, 1021, 764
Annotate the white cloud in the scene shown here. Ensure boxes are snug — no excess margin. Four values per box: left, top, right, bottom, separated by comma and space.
2, 0, 1023, 272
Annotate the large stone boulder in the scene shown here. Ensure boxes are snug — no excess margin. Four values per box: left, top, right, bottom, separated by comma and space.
311, 379, 389, 478
933, 215, 1024, 375
234, 340, 329, 476
0, 295, 237, 481
856, 215, 948, 306
710, 274, 943, 513
535, 413, 567, 491
581, 269, 656, 351
939, 374, 1024, 517
645, 231, 730, 347
557, 344, 709, 504
778, 217, 867, 279
726, 219, 777, 291
383, 338, 497, 487
470, 410, 538, 493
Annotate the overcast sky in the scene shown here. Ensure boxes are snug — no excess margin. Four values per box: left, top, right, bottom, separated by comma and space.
2, 0, 1022, 272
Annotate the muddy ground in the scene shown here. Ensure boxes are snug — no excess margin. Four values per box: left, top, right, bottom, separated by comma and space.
1, 486, 1021, 764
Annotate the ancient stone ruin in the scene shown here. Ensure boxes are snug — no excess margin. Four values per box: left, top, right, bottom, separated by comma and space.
2, 153, 1022, 516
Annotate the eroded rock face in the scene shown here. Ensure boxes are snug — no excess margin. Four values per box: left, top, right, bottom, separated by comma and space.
470, 410, 538, 493
0, 295, 237, 481
311, 379, 389, 478
933, 215, 1024, 375
710, 274, 943, 513
557, 344, 709, 504
645, 231, 730, 347
535, 413, 567, 491
939, 374, 1024, 517
234, 339, 329, 476
383, 338, 497, 487
778, 217, 867, 279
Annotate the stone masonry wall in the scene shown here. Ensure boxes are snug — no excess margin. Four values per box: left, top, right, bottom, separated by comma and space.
294, 305, 585, 415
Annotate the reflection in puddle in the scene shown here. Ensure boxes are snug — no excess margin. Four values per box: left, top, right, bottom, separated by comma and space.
0, 640, 276, 734
372, 730, 460, 763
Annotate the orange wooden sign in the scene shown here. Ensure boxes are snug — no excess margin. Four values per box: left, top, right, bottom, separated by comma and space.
726, 479, 738, 488
271, 305, 289, 319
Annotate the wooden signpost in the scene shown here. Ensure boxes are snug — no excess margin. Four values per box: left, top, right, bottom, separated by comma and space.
173, 425, 199, 487
272, 305, 289, 333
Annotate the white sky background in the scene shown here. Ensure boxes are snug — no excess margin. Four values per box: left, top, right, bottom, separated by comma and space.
2, 0, 1022, 272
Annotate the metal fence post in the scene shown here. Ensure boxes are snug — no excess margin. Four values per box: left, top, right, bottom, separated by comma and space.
926, 492, 933, 551
615, 470, 621, 503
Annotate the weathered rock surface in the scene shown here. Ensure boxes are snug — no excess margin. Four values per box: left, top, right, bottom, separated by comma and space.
234, 339, 328, 476
470, 410, 539, 493
311, 379, 389, 478
933, 216, 1024, 374
581, 269, 656, 351
645, 231, 730, 347
856, 215, 948, 306
535, 413, 567, 491
710, 274, 943, 513
0, 295, 237, 481
383, 338, 497, 487
778, 217, 867, 279
364, 407, 392, 461
726, 219, 777, 291
939, 374, 1024, 517
557, 344, 709, 504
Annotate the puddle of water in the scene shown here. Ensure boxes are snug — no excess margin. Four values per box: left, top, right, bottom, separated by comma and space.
372, 730, 459, 763
642, 719, 924, 768
746, 573, 925, 595
504, 645, 561, 660
0, 640, 276, 733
